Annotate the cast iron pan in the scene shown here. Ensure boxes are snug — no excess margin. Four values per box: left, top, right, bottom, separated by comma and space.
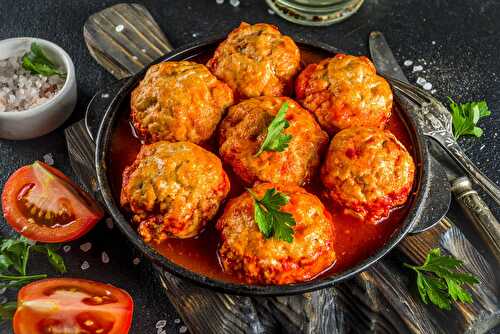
89, 36, 450, 296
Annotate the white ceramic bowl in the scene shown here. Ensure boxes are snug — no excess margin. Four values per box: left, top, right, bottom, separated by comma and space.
0, 37, 77, 140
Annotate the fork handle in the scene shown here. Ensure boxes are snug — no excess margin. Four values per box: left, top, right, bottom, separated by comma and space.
451, 177, 500, 264
440, 141, 500, 205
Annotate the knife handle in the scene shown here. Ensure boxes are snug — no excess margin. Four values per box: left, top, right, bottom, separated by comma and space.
443, 141, 500, 205
451, 177, 500, 264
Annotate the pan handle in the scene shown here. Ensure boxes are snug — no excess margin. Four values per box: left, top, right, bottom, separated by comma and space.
85, 78, 131, 141
410, 156, 451, 234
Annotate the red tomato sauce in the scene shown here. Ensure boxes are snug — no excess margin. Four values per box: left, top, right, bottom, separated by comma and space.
107, 47, 416, 284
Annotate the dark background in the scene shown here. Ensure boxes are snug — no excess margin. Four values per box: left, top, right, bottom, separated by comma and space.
0, 0, 499, 333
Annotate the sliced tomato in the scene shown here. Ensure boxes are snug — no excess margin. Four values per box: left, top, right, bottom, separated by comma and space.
2, 161, 104, 243
13, 278, 133, 334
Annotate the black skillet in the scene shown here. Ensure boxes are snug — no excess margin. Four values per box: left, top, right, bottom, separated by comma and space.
87, 36, 451, 296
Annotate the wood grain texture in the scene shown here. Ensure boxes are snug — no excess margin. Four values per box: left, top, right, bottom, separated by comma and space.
84, 3, 173, 79
76, 4, 500, 333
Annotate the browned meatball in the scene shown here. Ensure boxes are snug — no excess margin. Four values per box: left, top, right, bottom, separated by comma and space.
296, 54, 393, 134
321, 127, 415, 223
207, 22, 301, 99
130, 61, 234, 144
216, 183, 336, 284
218, 97, 328, 186
121, 141, 230, 243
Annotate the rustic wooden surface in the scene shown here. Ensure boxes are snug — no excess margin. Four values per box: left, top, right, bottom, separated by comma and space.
84, 3, 173, 78
74, 3, 500, 333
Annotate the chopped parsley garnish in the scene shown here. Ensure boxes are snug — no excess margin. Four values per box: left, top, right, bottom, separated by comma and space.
404, 248, 479, 310
248, 188, 296, 243
448, 98, 491, 140
255, 102, 292, 156
22, 42, 65, 77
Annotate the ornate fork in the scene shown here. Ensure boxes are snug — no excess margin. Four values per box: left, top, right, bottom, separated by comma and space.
387, 77, 500, 205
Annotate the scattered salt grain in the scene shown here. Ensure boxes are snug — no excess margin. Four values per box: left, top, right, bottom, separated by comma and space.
431, 89, 437, 94
115, 24, 124, 32
142, 48, 147, 53
403, 60, 413, 67
216, 0, 224, 4
63, 245, 71, 253
412, 65, 423, 72
416, 77, 427, 86
179, 326, 188, 333
106, 218, 114, 229
43, 153, 54, 165
101, 251, 110, 264
81, 261, 90, 270
480, 144, 485, 151
192, 32, 199, 38
432, 41, 436, 45
101, 93, 109, 99
133, 257, 141, 265
268, 9, 275, 15
132, 56, 138, 60
423, 82, 433, 90
174, 318, 181, 324
156, 320, 167, 328
230, 0, 240, 7
80, 242, 92, 252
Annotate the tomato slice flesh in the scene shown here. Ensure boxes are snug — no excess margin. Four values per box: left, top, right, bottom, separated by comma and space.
13, 278, 133, 334
2, 161, 104, 242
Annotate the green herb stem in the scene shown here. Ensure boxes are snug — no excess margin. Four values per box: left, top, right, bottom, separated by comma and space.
0, 273, 47, 281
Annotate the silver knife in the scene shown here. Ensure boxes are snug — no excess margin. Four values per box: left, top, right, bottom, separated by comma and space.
369, 31, 500, 264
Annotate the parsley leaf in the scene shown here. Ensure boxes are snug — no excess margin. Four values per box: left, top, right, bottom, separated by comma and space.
32, 244, 67, 274
248, 188, 296, 243
448, 98, 491, 140
255, 102, 292, 156
0, 301, 17, 321
0, 236, 35, 276
0, 235, 67, 322
22, 42, 65, 77
404, 248, 479, 310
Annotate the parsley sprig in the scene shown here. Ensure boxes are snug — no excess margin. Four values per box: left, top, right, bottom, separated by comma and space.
404, 248, 479, 310
449, 98, 491, 140
0, 302, 17, 321
248, 188, 296, 243
22, 42, 65, 77
0, 236, 67, 320
255, 102, 292, 156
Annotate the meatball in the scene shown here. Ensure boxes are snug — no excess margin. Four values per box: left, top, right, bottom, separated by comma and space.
120, 141, 230, 243
130, 61, 234, 144
296, 54, 393, 134
207, 22, 301, 99
320, 127, 415, 223
216, 183, 335, 284
219, 97, 328, 186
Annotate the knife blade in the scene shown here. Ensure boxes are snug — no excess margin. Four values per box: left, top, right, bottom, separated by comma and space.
369, 31, 500, 264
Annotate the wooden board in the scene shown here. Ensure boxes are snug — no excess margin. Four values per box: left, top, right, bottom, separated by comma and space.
72, 3, 500, 333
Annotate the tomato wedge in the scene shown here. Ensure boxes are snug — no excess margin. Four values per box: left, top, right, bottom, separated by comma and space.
13, 278, 133, 334
2, 161, 104, 243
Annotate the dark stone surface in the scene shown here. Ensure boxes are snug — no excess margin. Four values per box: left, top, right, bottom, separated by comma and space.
0, 0, 498, 333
